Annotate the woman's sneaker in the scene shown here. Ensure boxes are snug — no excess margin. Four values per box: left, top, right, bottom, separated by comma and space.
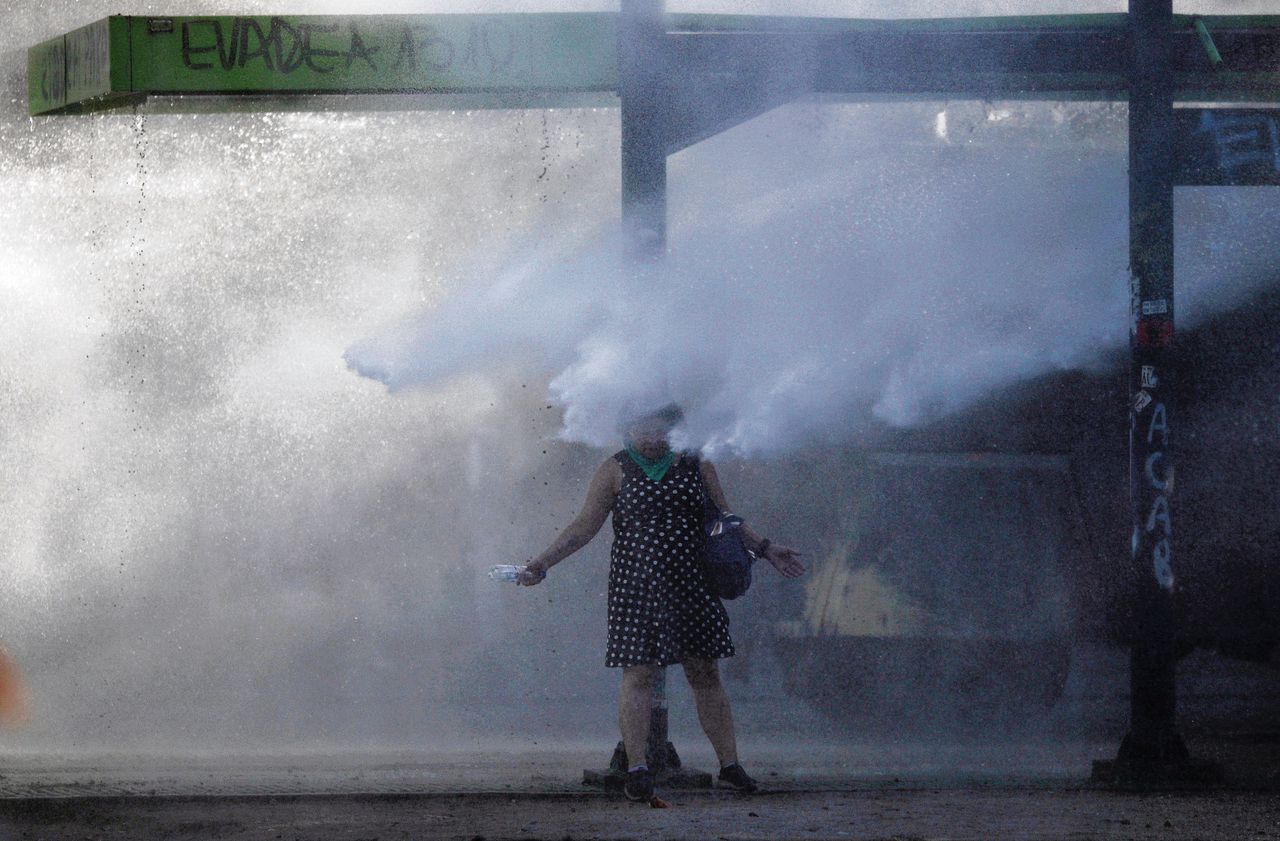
717, 762, 759, 793
624, 767, 655, 802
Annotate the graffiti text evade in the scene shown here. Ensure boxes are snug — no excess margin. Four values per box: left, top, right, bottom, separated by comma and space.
181, 17, 520, 77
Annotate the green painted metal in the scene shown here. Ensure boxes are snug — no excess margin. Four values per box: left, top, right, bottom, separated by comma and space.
673, 12, 1278, 34
27, 36, 66, 115
1193, 18, 1225, 69
26, 12, 1280, 116
30, 13, 619, 115
670, 12, 1131, 34
128, 14, 617, 95
28, 17, 133, 115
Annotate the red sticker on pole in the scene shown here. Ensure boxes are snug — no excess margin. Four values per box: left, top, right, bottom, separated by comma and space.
1136, 317, 1175, 348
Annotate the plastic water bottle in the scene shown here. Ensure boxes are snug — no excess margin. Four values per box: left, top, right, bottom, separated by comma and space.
489, 564, 529, 583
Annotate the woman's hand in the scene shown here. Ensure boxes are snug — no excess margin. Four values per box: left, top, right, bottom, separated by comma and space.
762, 544, 805, 578
518, 560, 548, 586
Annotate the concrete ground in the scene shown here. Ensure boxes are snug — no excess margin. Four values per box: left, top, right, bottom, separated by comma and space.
4, 787, 1280, 841
0, 736, 1277, 841
1, 645, 1275, 839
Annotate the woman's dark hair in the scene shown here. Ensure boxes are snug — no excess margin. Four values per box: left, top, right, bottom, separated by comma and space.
617, 401, 684, 434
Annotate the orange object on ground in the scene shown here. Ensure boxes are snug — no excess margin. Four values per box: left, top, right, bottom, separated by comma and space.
0, 646, 30, 726
649, 795, 671, 809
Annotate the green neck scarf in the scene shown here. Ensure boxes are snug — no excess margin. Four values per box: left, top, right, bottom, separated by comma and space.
626, 444, 677, 482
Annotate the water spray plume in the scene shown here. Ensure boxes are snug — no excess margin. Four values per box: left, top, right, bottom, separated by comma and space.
346, 102, 1280, 458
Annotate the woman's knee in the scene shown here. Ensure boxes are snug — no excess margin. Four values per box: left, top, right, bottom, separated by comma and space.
622, 663, 659, 692
682, 658, 721, 689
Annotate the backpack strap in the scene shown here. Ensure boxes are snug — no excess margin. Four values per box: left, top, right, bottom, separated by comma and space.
688, 453, 723, 521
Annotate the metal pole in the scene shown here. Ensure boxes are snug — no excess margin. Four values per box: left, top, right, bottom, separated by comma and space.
645, 667, 673, 771
619, 0, 667, 260
1118, 0, 1186, 772
619, 0, 676, 772
583, 0, 708, 790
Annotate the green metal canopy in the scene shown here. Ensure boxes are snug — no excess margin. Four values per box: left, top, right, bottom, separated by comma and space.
28, 12, 1280, 116
28, 14, 620, 115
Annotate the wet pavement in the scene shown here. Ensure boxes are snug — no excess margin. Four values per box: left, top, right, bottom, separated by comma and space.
4, 786, 1280, 841
0, 742, 1118, 799
0, 737, 1277, 840
0, 645, 1275, 839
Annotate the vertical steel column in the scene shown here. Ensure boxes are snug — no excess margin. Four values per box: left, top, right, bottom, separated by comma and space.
619, 0, 668, 259
623, 0, 676, 773
593, 0, 708, 789
620, 0, 673, 771
1120, 0, 1186, 770
584, 0, 710, 793
644, 667, 673, 771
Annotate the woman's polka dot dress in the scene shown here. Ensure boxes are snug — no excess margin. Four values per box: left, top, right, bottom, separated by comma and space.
605, 451, 734, 668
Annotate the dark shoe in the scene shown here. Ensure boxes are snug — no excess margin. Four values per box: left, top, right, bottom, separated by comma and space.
717, 762, 759, 793
624, 767, 655, 802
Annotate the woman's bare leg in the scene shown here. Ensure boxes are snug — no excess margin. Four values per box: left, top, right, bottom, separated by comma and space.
619, 664, 658, 768
682, 657, 738, 767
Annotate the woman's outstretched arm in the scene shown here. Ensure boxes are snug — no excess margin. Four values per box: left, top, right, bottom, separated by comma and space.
699, 459, 806, 579
519, 458, 620, 585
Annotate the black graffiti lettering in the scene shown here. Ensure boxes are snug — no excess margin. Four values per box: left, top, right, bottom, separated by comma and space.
177, 17, 357, 76
481, 20, 516, 72
462, 20, 517, 73
345, 22, 380, 70
461, 22, 481, 70
222, 20, 243, 71
179, 16, 392, 76
394, 27, 417, 69
65, 24, 110, 93
395, 24, 454, 73
181, 20, 215, 70
300, 22, 341, 74
182, 20, 237, 71
425, 26, 454, 72
89, 27, 109, 82
461, 26, 476, 69
239, 18, 276, 71
273, 18, 305, 74
40, 45, 66, 104
40, 65, 57, 102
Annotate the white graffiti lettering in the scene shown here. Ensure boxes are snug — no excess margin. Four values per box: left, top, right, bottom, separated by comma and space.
1145, 451, 1170, 491
1153, 538, 1174, 589
1197, 110, 1280, 174
1142, 398, 1173, 590
1146, 494, 1171, 535
1147, 402, 1168, 446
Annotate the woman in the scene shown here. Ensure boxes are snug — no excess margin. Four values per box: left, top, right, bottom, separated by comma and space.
518, 403, 805, 801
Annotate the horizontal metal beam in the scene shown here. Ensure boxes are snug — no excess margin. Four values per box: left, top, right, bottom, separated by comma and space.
27, 13, 1280, 116
664, 31, 814, 154
865, 451, 1073, 472
29, 13, 619, 115
678, 21, 1280, 101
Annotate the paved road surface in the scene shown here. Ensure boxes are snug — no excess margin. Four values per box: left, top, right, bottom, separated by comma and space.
3, 787, 1280, 841
0, 737, 1276, 840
